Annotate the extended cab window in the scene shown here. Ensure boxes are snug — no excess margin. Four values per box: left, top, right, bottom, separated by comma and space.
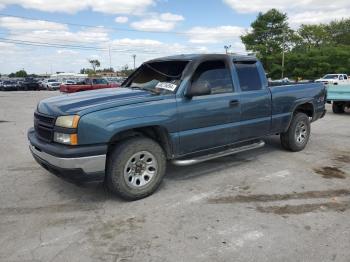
192, 60, 233, 95
234, 61, 262, 91
126, 61, 188, 94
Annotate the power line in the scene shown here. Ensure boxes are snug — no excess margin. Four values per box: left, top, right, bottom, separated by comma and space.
0, 13, 192, 35
0, 31, 207, 51
0, 37, 165, 54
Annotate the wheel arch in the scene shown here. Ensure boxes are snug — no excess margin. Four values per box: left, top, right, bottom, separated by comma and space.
284, 100, 315, 132
108, 125, 173, 159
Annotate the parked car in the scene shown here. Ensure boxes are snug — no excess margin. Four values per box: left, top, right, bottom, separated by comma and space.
62, 80, 76, 85
327, 84, 350, 113
20, 78, 40, 90
60, 78, 119, 93
28, 54, 326, 200
41, 79, 60, 90
315, 74, 349, 85
0, 80, 20, 91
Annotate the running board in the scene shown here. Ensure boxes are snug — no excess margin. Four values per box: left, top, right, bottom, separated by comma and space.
172, 140, 265, 166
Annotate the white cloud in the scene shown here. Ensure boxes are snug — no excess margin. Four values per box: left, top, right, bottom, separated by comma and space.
0, 17, 68, 31
223, 0, 350, 26
130, 12, 184, 32
56, 49, 79, 55
109, 38, 208, 54
115, 16, 128, 23
160, 12, 184, 22
0, 42, 18, 54
186, 25, 245, 44
8, 27, 110, 45
91, 0, 155, 15
130, 18, 176, 31
289, 9, 350, 26
0, 0, 155, 14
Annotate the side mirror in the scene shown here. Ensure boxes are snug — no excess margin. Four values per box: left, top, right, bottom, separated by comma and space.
185, 81, 211, 98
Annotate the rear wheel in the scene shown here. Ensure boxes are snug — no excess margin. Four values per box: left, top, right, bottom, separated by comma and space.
332, 102, 345, 114
280, 113, 310, 152
106, 137, 166, 200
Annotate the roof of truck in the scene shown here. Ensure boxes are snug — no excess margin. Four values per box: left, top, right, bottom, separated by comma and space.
146, 54, 258, 63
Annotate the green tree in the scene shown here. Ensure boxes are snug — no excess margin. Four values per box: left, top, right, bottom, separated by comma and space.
88, 59, 101, 72
241, 9, 294, 75
296, 24, 331, 50
13, 70, 28, 77
326, 19, 350, 46
119, 64, 134, 77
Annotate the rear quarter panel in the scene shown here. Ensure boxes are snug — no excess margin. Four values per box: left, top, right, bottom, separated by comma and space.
270, 82, 325, 133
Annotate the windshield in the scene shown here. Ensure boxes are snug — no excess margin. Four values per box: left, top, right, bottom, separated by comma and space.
48, 79, 57, 82
125, 60, 189, 94
323, 74, 338, 79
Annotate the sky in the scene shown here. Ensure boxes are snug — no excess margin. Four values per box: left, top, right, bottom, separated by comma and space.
0, 0, 349, 74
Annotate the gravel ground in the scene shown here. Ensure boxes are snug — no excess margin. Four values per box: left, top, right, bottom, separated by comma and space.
0, 91, 350, 262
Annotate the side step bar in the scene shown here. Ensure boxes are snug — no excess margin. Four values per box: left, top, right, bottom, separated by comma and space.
172, 140, 265, 166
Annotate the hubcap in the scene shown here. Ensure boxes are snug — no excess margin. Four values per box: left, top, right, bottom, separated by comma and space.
124, 151, 158, 188
295, 121, 307, 144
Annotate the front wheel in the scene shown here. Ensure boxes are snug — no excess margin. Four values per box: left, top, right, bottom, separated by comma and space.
280, 113, 310, 152
106, 137, 166, 200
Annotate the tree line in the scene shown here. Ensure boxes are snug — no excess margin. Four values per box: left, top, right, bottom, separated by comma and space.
241, 9, 350, 80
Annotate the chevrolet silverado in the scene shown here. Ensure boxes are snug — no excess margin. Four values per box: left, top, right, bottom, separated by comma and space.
28, 54, 326, 200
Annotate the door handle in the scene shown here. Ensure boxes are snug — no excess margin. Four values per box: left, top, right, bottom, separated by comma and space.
229, 100, 239, 107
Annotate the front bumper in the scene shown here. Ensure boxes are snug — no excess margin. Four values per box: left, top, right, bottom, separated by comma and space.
28, 128, 107, 183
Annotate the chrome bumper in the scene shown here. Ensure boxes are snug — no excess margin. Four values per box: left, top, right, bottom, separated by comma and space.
29, 144, 106, 174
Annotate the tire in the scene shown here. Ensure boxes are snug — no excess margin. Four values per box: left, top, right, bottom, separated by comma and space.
280, 113, 310, 152
106, 137, 166, 200
332, 102, 345, 114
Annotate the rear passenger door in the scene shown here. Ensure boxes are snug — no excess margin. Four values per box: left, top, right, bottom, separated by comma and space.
234, 61, 272, 140
177, 59, 240, 155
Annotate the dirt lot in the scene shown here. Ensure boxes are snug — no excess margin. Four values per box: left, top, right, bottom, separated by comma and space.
0, 91, 350, 262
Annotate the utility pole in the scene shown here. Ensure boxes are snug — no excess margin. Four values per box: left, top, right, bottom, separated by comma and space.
132, 54, 136, 69
224, 45, 231, 54
108, 45, 112, 71
281, 31, 286, 79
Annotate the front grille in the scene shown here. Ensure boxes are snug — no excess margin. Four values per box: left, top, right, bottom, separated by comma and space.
34, 112, 56, 142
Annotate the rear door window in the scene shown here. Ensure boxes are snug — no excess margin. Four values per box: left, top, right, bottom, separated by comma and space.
234, 61, 262, 91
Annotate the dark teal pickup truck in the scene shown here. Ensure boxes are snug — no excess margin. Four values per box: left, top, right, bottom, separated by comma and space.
28, 54, 326, 200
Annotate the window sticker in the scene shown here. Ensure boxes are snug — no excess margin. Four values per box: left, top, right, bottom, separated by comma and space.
155, 82, 177, 91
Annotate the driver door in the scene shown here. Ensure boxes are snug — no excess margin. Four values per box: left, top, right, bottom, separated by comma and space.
176, 59, 240, 155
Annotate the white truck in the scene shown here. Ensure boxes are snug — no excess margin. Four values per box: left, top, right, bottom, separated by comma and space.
315, 74, 349, 85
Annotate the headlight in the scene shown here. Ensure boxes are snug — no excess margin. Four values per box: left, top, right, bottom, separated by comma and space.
54, 132, 78, 145
55, 115, 80, 128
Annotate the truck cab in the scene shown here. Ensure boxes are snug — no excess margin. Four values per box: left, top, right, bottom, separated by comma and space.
315, 74, 349, 85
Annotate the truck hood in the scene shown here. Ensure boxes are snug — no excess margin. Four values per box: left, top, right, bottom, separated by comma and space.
37, 88, 166, 116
